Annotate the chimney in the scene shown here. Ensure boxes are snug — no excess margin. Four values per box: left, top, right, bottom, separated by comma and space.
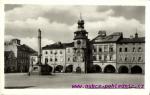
98, 30, 106, 37
38, 29, 42, 65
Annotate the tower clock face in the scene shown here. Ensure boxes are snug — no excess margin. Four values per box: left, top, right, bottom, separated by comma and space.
77, 40, 81, 45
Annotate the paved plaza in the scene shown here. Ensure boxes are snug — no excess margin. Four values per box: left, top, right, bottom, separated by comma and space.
5, 73, 144, 89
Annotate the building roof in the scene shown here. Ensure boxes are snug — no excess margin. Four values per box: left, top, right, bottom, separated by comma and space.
17, 44, 37, 53
118, 37, 145, 43
42, 42, 74, 50
92, 32, 123, 43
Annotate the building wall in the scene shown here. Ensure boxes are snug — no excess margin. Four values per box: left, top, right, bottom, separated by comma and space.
42, 49, 66, 69
116, 43, 145, 73
17, 50, 31, 72
92, 43, 117, 72
5, 41, 18, 57
66, 47, 74, 65
4, 51, 18, 73
5, 39, 36, 73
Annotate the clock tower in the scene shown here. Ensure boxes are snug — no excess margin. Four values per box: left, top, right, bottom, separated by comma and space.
73, 16, 89, 73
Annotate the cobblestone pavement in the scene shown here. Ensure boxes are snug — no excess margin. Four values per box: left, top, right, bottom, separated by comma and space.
5, 73, 144, 89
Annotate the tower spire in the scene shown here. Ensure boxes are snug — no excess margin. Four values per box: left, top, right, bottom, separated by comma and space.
80, 12, 82, 20
135, 28, 138, 38
78, 13, 84, 29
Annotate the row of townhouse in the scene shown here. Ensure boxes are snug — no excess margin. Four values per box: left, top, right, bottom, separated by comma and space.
30, 18, 145, 74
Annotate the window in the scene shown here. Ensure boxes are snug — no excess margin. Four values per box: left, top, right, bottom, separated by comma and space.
60, 51, 62, 54
50, 51, 53, 54
138, 57, 142, 62
132, 57, 135, 62
45, 58, 48, 64
119, 48, 122, 52
77, 40, 81, 45
93, 47, 96, 52
104, 46, 108, 52
125, 57, 127, 62
93, 56, 96, 61
50, 58, 53, 62
54, 51, 57, 55
73, 57, 77, 62
110, 55, 113, 61
138, 47, 142, 52
119, 57, 122, 62
133, 47, 135, 52
68, 58, 70, 61
99, 55, 102, 60
99, 47, 102, 52
55, 58, 57, 62
45, 51, 48, 54
68, 49, 70, 53
104, 55, 107, 61
109, 47, 113, 52
125, 48, 128, 52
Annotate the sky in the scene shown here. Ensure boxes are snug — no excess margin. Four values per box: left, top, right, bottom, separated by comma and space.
5, 4, 145, 51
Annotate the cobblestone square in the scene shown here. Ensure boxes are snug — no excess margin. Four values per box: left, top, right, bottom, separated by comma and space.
5, 73, 144, 89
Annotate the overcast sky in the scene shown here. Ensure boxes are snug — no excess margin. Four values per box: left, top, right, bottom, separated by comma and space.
5, 4, 145, 51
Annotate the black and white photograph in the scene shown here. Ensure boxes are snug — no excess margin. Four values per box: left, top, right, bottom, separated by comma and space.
4, 5, 145, 89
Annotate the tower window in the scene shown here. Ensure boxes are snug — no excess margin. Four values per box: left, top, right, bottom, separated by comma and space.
125, 48, 128, 52
77, 40, 81, 45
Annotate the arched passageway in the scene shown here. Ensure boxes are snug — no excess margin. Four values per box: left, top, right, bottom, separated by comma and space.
104, 65, 116, 73
118, 66, 129, 73
41, 65, 53, 75
65, 65, 73, 73
55, 65, 63, 73
91, 65, 102, 73
131, 66, 142, 74
76, 67, 81, 73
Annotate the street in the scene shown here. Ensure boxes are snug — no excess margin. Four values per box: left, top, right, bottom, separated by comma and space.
5, 73, 144, 89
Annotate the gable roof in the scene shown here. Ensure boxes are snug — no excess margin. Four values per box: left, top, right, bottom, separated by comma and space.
118, 37, 145, 43
17, 44, 37, 53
